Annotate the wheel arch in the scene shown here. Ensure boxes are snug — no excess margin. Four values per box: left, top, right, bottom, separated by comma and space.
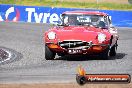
110, 35, 113, 45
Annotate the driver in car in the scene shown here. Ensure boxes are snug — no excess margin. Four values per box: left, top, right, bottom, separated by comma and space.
90, 16, 106, 28
68, 16, 77, 25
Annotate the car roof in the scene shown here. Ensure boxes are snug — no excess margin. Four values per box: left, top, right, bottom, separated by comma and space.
62, 11, 108, 16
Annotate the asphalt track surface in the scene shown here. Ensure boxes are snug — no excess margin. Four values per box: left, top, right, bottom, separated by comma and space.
0, 22, 132, 83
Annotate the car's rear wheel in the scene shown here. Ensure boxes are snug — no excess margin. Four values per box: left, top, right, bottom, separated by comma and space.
110, 44, 117, 56
45, 46, 56, 60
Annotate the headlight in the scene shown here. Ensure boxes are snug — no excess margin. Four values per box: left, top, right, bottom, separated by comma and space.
98, 33, 106, 43
47, 31, 56, 40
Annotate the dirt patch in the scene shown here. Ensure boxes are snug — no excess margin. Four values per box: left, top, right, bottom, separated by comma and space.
64, 0, 128, 4
0, 83, 132, 88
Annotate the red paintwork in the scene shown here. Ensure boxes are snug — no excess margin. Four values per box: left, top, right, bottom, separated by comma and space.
45, 26, 111, 44
45, 11, 118, 55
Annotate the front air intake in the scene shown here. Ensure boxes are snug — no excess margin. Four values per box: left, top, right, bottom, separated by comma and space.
58, 41, 91, 49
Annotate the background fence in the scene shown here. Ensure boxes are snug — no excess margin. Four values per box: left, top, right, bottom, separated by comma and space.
0, 4, 132, 27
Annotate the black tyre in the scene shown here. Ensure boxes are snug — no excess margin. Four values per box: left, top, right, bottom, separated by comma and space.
100, 48, 110, 60
57, 53, 65, 57
110, 44, 117, 56
45, 46, 55, 60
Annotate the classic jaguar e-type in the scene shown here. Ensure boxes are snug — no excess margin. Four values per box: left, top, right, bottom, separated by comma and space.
45, 11, 119, 60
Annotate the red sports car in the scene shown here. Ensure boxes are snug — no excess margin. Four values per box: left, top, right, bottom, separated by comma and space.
45, 11, 119, 60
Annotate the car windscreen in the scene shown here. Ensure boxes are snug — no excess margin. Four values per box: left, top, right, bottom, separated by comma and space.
62, 14, 108, 28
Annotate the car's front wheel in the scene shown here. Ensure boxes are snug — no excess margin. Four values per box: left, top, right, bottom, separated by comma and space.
57, 53, 65, 57
100, 48, 110, 60
45, 46, 56, 60
110, 44, 117, 56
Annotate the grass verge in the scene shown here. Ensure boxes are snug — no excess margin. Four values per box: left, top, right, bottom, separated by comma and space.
0, 0, 132, 10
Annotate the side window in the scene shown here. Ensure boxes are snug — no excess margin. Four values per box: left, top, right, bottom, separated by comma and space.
64, 16, 68, 24
108, 16, 112, 24
61, 15, 68, 25
104, 16, 111, 27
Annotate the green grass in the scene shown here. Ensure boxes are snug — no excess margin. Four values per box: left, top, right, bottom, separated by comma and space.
0, 0, 132, 10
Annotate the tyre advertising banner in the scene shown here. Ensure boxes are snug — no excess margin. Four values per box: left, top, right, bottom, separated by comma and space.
0, 4, 132, 27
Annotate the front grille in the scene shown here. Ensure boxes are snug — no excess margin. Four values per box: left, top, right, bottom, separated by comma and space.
58, 41, 91, 49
